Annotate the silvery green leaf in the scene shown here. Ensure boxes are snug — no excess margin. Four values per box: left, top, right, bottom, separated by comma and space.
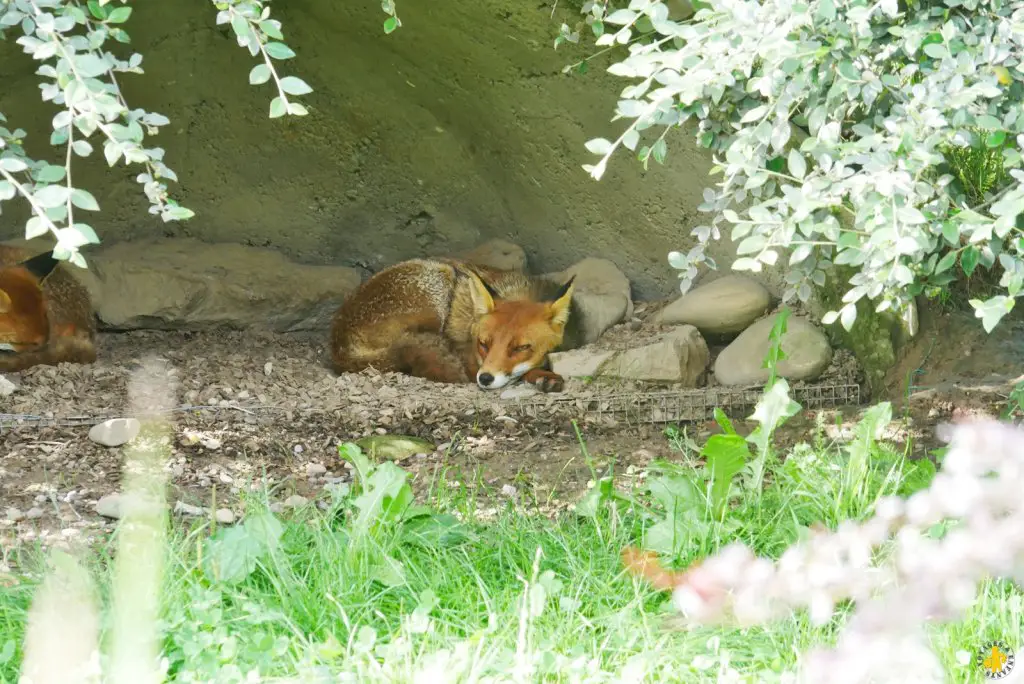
0, 157, 28, 173
584, 138, 614, 155
622, 129, 640, 151
33, 185, 70, 208
249, 64, 271, 85
24, 216, 48, 240
788, 149, 806, 180
279, 76, 312, 96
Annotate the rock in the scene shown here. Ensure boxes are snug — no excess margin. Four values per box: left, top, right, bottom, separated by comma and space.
355, 434, 436, 460
549, 349, 615, 378
73, 238, 362, 332
88, 418, 141, 447
25, 507, 43, 520
499, 385, 540, 400
0, 375, 15, 397
714, 314, 832, 386
457, 239, 527, 272
598, 326, 710, 385
656, 274, 772, 335
6, 508, 24, 522
214, 508, 236, 524
306, 462, 327, 477
542, 258, 633, 346
95, 493, 123, 519
173, 501, 207, 517
284, 494, 309, 509
553, 327, 709, 385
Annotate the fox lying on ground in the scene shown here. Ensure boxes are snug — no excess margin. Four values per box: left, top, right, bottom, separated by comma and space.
330, 258, 580, 392
0, 245, 97, 372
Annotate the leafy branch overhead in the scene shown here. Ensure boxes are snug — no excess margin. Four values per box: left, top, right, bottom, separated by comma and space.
574, 0, 1024, 334
0, 0, 313, 267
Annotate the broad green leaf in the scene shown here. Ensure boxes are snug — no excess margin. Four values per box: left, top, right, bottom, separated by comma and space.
106, 6, 131, 23
702, 434, 750, 517
985, 130, 1007, 148
934, 250, 957, 274
961, 245, 980, 277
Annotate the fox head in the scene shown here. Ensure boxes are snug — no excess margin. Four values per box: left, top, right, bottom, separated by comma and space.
0, 251, 60, 353
466, 271, 576, 390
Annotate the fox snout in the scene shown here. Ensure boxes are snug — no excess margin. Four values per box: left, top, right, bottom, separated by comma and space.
475, 362, 535, 390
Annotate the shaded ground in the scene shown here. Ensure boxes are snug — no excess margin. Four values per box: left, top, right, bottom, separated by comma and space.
1, 300, 1020, 555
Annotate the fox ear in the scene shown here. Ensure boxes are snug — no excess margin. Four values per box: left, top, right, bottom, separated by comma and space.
0, 288, 10, 314
465, 270, 496, 317
546, 275, 576, 330
19, 251, 60, 282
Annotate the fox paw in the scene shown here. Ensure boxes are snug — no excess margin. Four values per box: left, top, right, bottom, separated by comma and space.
523, 368, 565, 393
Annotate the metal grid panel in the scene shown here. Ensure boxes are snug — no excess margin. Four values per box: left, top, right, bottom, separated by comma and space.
510, 380, 862, 425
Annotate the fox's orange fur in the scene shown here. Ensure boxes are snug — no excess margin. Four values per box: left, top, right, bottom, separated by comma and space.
0, 245, 97, 372
329, 258, 581, 392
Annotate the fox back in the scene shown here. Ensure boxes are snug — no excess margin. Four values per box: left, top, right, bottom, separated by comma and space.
0, 245, 97, 372
330, 258, 579, 392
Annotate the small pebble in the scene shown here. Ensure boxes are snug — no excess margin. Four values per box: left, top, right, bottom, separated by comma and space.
173, 501, 206, 517
284, 494, 309, 509
95, 493, 123, 519
0, 375, 16, 397
501, 484, 518, 497
88, 418, 141, 448
214, 508, 235, 524
306, 463, 327, 477
500, 386, 539, 400
6, 508, 24, 522
293, 444, 304, 454
26, 507, 44, 520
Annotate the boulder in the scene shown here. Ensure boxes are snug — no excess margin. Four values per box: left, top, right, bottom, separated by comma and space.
713, 314, 832, 386
551, 325, 709, 385
542, 257, 633, 347
1, 237, 363, 332
656, 274, 771, 335
457, 239, 527, 272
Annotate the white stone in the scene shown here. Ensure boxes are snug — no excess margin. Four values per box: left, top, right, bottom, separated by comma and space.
88, 418, 141, 448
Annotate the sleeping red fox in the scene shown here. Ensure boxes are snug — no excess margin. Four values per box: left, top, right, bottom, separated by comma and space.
330, 258, 579, 392
0, 245, 97, 372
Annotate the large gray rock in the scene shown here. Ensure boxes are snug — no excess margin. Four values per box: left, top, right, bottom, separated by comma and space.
457, 239, 527, 272
713, 314, 832, 386
3, 237, 364, 332
543, 257, 633, 346
551, 325, 709, 385
656, 274, 771, 335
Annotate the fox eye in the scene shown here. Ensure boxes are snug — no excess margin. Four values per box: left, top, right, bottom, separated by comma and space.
478, 340, 490, 353
513, 344, 532, 354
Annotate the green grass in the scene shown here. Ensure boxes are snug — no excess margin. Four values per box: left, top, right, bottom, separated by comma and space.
1, 398, 1021, 683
